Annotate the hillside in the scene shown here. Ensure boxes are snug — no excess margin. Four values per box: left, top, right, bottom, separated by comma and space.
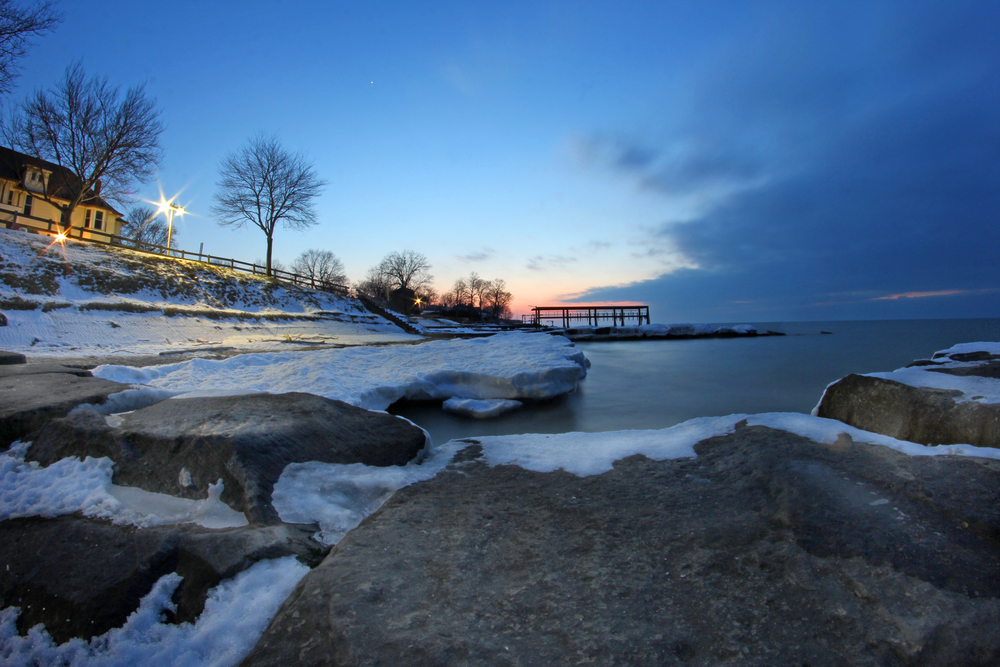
0, 228, 415, 359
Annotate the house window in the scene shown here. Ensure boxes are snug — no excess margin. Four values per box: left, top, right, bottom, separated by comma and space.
23, 195, 32, 217
94, 210, 103, 231
84, 210, 92, 228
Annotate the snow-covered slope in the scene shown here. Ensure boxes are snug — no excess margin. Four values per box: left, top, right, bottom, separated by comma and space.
0, 229, 416, 356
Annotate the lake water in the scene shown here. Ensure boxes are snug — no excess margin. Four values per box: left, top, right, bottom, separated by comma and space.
390, 318, 1000, 446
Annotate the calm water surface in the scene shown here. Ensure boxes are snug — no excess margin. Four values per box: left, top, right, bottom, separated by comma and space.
390, 319, 1000, 446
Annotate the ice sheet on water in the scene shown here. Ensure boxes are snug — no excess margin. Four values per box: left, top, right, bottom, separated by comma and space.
94, 332, 589, 410
442, 397, 523, 419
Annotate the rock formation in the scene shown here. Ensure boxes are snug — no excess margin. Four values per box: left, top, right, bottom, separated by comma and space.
817, 346, 1000, 448
245, 424, 1000, 666
28, 392, 428, 524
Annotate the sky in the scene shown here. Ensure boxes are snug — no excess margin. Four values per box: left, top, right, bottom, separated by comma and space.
7, 0, 999, 322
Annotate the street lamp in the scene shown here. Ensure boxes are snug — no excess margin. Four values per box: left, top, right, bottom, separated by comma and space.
157, 199, 185, 252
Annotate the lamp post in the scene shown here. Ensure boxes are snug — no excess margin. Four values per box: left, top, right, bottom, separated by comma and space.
157, 199, 185, 254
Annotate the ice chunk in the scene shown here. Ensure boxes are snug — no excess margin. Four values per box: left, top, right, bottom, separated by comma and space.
95, 332, 589, 410
442, 397, 523, 419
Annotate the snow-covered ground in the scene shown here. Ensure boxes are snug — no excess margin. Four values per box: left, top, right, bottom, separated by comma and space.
0, 229, 417, 357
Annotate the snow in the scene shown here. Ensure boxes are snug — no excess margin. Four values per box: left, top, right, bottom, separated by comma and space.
442, 397, 523, 418
0, 229, 418, 358
467, 412, 1000, 478
936, 342, 1000, 357
0, 442, 247, 529
0, 556, 307, 667
866, 367, 1000, 404
271, 444, 462, 545
264, 412, 1000, 555
93, 332, 589, 411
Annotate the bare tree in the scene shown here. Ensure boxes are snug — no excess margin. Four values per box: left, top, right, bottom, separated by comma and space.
6, 62, 163, 225
254, 257, 287, 274
0, 0, 61, 95
359, 250, 433, 297
355, 263, 391, 300
126, 204, 175, 249
211, 134, 326, 276
451, 277, 471, 308
468, 272, 489, 309
380, 250, 433, 293
484, 278, 514, 320
292, 248, 346, 289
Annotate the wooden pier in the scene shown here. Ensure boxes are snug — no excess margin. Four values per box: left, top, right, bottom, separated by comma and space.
525, 305, 650, 328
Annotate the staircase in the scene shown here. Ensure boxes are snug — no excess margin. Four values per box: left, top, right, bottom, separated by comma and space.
357, 293, 421, 335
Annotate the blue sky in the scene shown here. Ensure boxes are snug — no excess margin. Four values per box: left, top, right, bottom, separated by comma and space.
10, 0, 1000, 322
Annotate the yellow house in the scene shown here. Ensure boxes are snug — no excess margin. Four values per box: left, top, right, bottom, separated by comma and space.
0, 146, 125, 241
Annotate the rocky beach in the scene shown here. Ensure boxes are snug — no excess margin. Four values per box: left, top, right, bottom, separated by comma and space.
2, 231, 999, 666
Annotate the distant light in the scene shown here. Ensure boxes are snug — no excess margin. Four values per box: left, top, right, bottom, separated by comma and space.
55, 232, 66, 242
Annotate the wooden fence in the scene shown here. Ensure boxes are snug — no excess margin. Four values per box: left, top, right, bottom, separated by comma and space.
2, 213, 351, 297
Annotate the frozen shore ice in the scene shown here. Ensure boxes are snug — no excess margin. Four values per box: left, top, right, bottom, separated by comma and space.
93, 332, 589, 411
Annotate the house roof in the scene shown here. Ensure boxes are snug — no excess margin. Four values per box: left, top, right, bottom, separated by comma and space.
0, 145, 122, 216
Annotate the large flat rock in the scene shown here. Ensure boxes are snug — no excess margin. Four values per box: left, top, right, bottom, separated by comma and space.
244, 425, 1000, 666
0, 363, 130, 447
28, 392, 428, 524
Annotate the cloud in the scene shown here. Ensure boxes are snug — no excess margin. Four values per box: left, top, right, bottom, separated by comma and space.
526, 254, 577, 271
872, 290, 966, 301
569, 0, 1000, 321
457, 247, 495, 262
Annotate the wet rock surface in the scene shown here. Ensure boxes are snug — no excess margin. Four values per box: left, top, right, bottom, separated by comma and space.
0, 514, 326, 644
27, 392, 429, 524
245, 425, 1000, 667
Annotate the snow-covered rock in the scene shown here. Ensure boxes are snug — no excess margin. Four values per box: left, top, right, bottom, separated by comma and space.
243, 416, 1000, 666
815, 343, 1000, 448
26, 392, 428, 525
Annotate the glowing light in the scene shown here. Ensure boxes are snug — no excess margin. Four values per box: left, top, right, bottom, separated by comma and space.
153, 194, 186, 251
40, 226, 73, 258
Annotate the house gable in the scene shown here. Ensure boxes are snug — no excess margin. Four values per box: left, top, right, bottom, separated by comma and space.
0, 145, 124, 239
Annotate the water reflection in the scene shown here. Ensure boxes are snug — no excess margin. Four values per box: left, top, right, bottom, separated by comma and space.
390, 319, 1000, 447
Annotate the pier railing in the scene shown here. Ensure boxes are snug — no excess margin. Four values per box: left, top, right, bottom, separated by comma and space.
525, 305, 650, 328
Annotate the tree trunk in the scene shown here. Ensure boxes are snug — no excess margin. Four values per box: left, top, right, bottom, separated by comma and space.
266, 235, 274, 277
